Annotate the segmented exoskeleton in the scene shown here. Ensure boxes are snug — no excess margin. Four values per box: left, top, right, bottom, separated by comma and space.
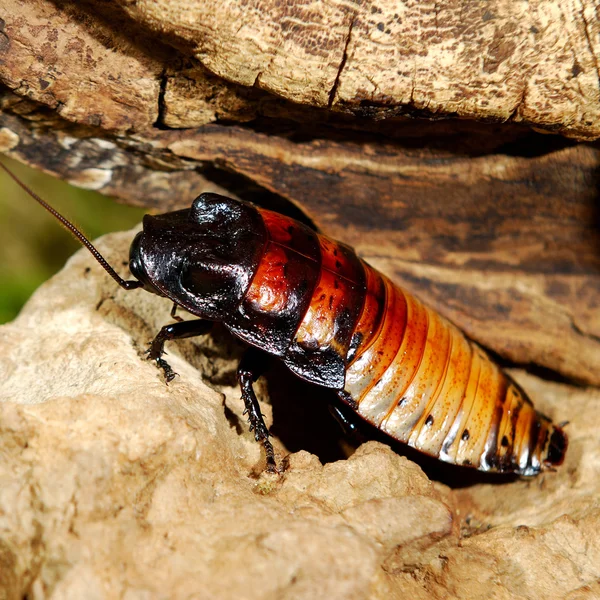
3, 157, 566, 477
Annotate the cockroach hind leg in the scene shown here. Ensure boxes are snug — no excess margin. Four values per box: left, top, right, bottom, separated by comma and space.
331, 395, 367, 446
545, 426, 568, 468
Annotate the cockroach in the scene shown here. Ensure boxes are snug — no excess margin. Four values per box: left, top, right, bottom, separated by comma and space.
2, 161, 567, 476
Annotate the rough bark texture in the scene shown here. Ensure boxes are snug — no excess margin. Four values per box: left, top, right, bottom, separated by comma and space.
0, 236, 599, 600
118, 0, 600, 140
2, 104, 600, 386
3, 0, 600, 137
1, 2, 600, 597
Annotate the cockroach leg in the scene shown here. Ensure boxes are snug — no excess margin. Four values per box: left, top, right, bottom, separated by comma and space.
170, 303, 184, 322
147, 318, 213, 382
329, 400, 367, 445
237, 349, 277, 472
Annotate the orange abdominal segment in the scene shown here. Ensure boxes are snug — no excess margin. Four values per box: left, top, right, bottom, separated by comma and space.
294, 237, 364, 344
347, 264, 386, 363
293, 268, 353, 354
343, 274, 566, 476
344, 276, 406, 407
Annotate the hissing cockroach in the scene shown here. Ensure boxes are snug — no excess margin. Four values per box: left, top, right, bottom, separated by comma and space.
3, 161, 567, 476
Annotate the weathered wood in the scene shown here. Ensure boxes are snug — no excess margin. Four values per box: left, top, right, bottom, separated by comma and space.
119, 0, 600, 139
0, 1, 599, 386
2, 0, 600, 137
0, 0, 167, 131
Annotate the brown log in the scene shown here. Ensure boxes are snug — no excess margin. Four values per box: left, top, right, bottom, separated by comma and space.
2, 0, 600, 137
116, 0, 600, 139
0, 0, 599, 386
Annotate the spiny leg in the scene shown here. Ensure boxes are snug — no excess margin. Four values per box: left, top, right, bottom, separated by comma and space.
147, 319, 213, 382
237, 348, 277, 472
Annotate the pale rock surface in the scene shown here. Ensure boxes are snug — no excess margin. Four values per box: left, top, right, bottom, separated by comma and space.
0, 229, 599, 599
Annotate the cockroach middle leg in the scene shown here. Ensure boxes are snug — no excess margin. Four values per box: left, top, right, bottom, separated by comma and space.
237, 348, 277, 472
147, 318, 213, 382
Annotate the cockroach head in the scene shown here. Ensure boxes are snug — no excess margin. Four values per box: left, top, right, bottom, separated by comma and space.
129, 193, 264, 319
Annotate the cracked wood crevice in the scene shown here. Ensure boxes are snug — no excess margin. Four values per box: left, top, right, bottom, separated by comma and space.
328, 16, 355, 109
155, 66, 170, 129
570, 316, 600, 345
508, 83, 528, 121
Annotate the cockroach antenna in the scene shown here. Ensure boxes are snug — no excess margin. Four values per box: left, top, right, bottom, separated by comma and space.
0, 160, 142, 290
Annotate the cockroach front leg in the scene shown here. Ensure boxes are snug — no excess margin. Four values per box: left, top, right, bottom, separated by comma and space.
237, 349, 277, 472
147, 319, 213, 382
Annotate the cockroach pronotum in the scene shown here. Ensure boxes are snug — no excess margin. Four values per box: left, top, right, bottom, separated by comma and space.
2, 161, 567, 476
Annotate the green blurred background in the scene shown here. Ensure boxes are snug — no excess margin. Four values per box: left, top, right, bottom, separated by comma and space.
0, 157, 146, 324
